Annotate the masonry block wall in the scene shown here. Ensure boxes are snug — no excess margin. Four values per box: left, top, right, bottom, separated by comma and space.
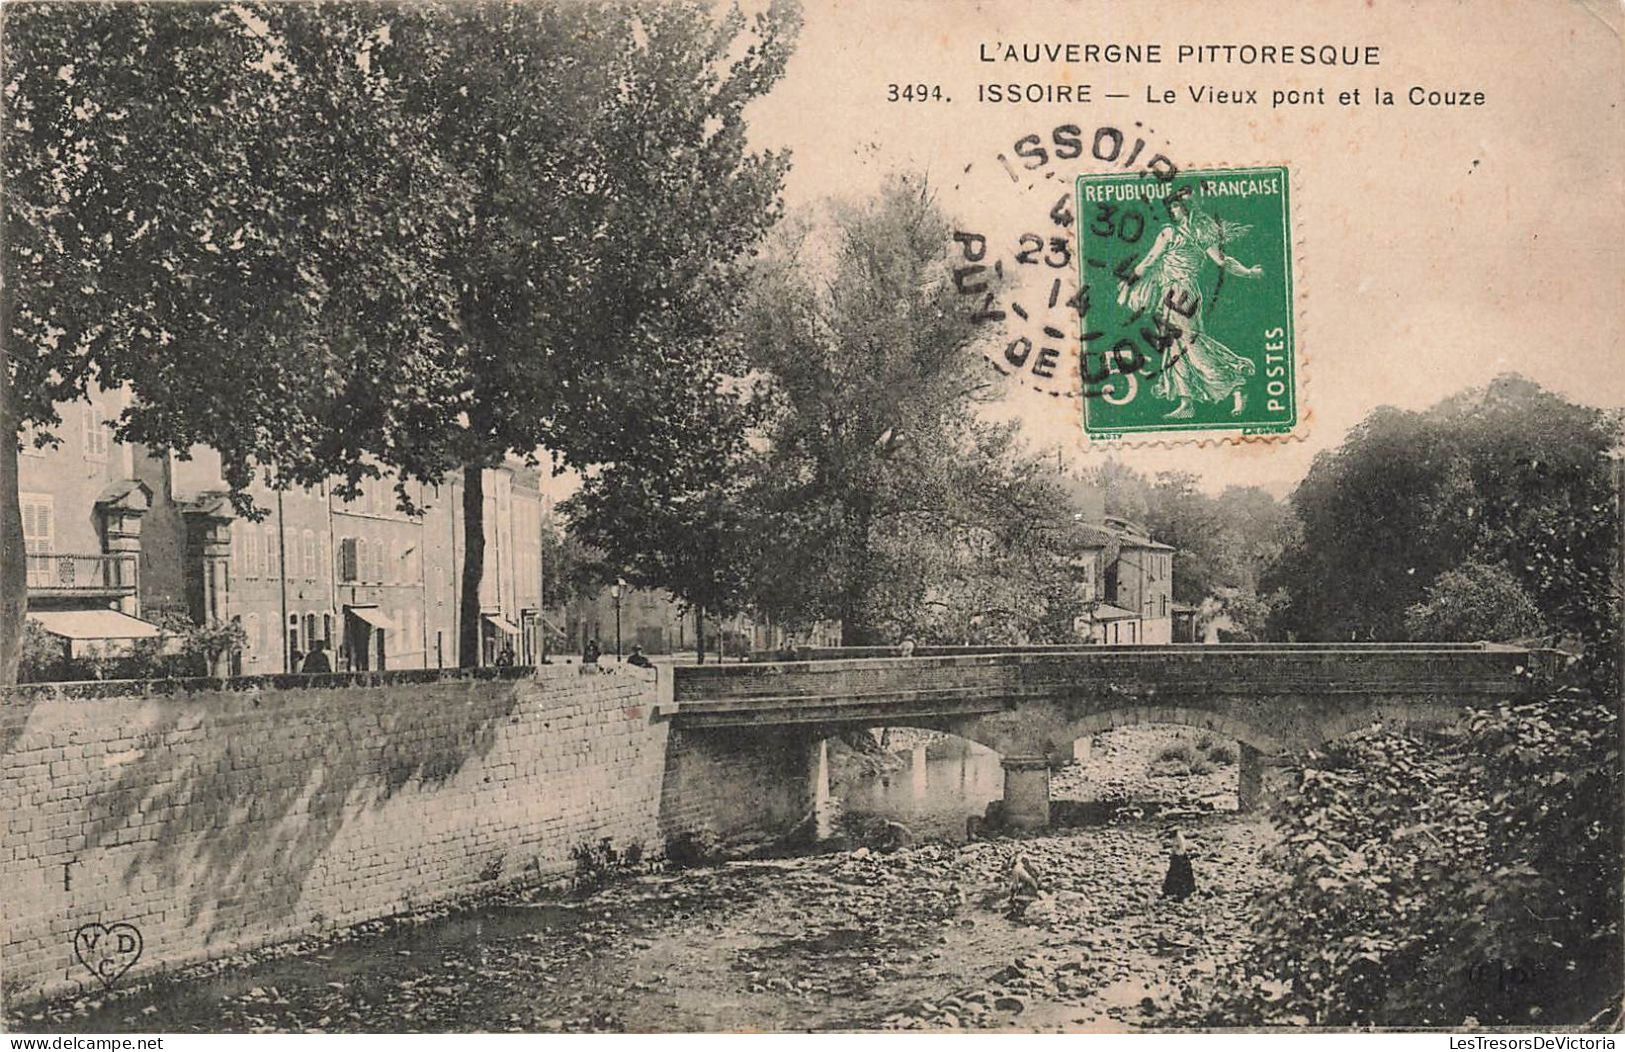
658, 728, 820, 837
0, 666, 808, 1007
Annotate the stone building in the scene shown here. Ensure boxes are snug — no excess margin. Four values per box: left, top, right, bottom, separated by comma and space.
18, 386, 542, 673
1072, 517, 1176, 645
16, 387, 155, 656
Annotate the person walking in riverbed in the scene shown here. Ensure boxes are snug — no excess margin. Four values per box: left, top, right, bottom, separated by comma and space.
1161, 828, 1197, 901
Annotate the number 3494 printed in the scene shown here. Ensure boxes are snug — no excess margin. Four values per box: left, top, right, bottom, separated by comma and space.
886, 83, 947, 102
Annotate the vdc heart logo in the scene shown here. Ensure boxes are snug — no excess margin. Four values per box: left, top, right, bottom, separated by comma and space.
74, 923, 143, 989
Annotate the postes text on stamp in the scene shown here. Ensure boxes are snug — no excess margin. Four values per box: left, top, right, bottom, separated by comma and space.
1076, 165, 1295, 438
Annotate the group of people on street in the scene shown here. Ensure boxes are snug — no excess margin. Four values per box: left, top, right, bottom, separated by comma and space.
580, 640, 653, 668
291, 634, 666, 673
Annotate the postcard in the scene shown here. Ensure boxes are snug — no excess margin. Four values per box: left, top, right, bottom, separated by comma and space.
2, 0, 1621, 1038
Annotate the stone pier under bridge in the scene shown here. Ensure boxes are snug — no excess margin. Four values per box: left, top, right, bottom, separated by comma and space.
664, 643, 1560, 830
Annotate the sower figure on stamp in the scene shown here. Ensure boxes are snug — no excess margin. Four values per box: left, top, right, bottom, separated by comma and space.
1119, 194, 1262, 419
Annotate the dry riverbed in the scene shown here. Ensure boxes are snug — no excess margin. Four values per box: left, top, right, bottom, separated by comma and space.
16, 815, 1278, 1033
15, 728, 1281, 1032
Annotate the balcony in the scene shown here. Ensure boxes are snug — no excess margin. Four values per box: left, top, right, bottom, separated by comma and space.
25, 552, 139, 599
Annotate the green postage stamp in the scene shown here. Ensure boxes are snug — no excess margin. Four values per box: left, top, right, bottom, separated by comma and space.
1075, 165, 1295, 438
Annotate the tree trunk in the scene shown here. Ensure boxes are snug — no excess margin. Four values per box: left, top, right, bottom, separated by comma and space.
0, 341, 25, 686
458, 464, 485, 668
838, 497, 876, 647
695, 604, 705, 665
838, 572, 878, 646
840, 609, 863, 647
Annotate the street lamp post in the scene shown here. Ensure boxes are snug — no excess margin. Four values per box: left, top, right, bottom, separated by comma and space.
611, 578, 625, 662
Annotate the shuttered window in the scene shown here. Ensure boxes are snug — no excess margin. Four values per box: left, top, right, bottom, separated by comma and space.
341, 537, 361, 583
82, 405, 110, 461
20, 494, 54, 554
264, 525, 279, 579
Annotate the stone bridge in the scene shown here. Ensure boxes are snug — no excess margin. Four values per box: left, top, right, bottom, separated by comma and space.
665, 643, 1560, 828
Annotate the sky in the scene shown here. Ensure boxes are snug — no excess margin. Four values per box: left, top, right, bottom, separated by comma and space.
737, 0, 1625, 496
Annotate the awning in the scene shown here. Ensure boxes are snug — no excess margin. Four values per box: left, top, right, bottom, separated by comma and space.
29, 609, 161, 641
346, 605, 396, 631
29, 609, 162, 659
1089, 604, 1140, 622
483, 613, 520, 636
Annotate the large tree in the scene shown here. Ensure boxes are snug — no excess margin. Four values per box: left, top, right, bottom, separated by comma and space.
364, 0, 797, 665
2, 2, 465, 683
1, 0, 800, 679
1267, 375, 1620, 677
565, 374, 766, 662
737, 177, 1088, 644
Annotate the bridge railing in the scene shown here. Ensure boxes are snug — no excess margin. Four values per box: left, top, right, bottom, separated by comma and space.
747, 641, 1543, 663
687, 643, 1564, 703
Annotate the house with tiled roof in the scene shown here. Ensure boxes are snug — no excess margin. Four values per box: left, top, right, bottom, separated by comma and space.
1068, 517, 1176, 645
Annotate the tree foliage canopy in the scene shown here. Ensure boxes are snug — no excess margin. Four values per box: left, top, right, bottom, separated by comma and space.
739, 177, 1097, 644
1403, 560, 1547, 643
4, 2, 464, 495
2, 0, 801, 675
1268, 376, 1620, 660
569, 176, 1105, 647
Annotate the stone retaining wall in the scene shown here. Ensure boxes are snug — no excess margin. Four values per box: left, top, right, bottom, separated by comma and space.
0, 666, 811, 1006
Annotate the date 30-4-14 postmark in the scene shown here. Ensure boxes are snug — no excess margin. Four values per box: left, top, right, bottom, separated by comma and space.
1076, 165, 1295, 438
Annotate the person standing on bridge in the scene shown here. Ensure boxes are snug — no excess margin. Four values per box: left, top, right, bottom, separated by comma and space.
1161, 828, 1197, 901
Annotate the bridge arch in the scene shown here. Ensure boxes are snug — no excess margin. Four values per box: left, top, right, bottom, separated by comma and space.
942, 702, 1286, 762
1048, 705, 1284, 758
939, 697, 1470, 762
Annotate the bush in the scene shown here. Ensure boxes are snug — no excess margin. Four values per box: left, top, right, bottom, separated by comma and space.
1404, 561, 1547, 643
1192, 733, 1238, 763
1151, 740, 1214, 777
17, 618, 69, 682
568, 837, 646, 892
663, 829, 722, 869
1156, 741, 1198, 766
1156, 687, 1621, 1028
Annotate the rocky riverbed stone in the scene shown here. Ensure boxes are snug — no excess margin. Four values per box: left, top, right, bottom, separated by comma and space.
14, 727, 1278, 1034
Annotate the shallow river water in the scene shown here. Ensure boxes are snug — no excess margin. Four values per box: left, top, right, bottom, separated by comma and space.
832, 736, 1005, 840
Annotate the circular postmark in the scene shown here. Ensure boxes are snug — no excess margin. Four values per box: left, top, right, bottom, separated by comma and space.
949, 119, 1184, 401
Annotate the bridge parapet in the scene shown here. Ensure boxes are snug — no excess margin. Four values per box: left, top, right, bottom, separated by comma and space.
749, 641, 1547, 663
673, 643, 1561, 746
